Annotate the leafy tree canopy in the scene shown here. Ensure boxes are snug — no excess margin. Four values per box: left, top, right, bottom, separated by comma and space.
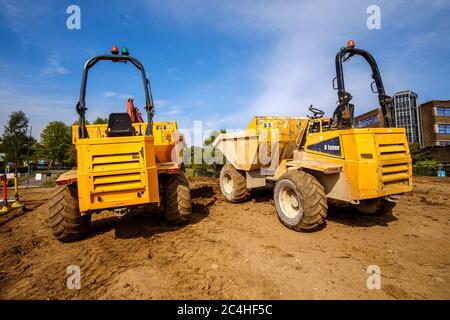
38, 121, 72, 165
204, 129, 226, 146
409, 143, 433, 164
1, 111, 33, 164
93, 117, 108, 124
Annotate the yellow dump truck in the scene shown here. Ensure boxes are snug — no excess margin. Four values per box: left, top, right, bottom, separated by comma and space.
214, 42, 412, 232
71, 121, 184, 213
48, 47, 190, 242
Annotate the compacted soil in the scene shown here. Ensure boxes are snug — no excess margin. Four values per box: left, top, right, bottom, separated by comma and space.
0, 176, 449, 299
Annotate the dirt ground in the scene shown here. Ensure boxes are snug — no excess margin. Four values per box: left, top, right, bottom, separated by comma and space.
0, 176, 449, 300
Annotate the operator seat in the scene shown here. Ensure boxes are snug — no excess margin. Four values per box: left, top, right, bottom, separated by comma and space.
106, 113, 134, 137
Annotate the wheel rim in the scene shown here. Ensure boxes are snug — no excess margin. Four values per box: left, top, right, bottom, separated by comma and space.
222, 173, 234, 195
278, 184, 302, 219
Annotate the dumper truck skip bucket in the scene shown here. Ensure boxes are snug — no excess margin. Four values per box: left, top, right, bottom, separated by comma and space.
213, 116, 310, 171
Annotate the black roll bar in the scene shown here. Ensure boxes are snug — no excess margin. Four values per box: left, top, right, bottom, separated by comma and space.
76, 54, 155, 138
333, 47, 393, 128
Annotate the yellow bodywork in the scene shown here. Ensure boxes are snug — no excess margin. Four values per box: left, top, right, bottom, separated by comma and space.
214, 116, 412, 203
299, 127, 412, 201
213, 116, 310, 171
65, 121, 182, 213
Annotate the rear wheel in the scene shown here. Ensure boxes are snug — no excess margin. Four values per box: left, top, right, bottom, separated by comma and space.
48, 185, 91, 242
219, 164, 250, 203
274, 170, 327, 232
353, 197, 397, 215
163, 172, 192, 224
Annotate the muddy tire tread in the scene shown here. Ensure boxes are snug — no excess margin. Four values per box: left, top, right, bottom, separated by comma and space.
47, 185, 90, 242
220, 164, 251, 203
164, 172, 192, 222
275, 170, 327, 232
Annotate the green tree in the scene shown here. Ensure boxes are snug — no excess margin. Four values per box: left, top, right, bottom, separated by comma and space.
409, 143, 438, 176
71, 119, 90, 126
202, 129, 227, 175
65, 120, 90, 167
93, 117, 108, 124
2, 111, 32, 166
0, 137, 4, 171
38, 121, 72, 167
409, 143, 433, 164
64, 144, 77, 168
186, 146, 205, 170
203, 129, 226, 146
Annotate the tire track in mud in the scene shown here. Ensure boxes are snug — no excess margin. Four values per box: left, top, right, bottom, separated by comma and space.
66, 185, 218, 299
1, 177, 450, 299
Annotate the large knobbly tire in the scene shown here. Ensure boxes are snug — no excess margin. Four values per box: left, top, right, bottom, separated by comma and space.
48, 185, 91, 242
219, 164, 250, 203
353, 198, 397, 215
274, 170, 327, 232
164, 172, 192, 224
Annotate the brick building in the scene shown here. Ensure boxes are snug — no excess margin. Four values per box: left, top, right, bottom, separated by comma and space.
354, 91, 422, 145
419, 100, 450, 147
354, 108, 384, 128
353, 96, 449, 149
354, 98, 450, 166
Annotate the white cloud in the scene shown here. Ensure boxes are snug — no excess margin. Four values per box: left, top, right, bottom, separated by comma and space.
102, 91, 117, 97
155, 99, 169, 107
143, 1, 364, 125
0, 94, 75, 140
0, 0, 21, 22
160, 106, 182, 116
2, 0, 448, 141
155, 99, 182, 116
101, 91, 134, 100
0, 0, 51, 47
144, 0, 450, 130
42, 55, 70, 76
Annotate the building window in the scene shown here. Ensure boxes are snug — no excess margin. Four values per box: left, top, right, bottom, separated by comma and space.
437, 141, 450, 146
438, 124, 450, 134
355, 115, 378, 128
392, 91, 419, 144
437, 107, 450, 116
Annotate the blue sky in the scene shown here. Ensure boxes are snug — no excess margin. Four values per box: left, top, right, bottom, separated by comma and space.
1, 0, 449, 144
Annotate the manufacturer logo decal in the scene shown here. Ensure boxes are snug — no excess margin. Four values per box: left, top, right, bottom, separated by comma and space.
308, 137, 342, 157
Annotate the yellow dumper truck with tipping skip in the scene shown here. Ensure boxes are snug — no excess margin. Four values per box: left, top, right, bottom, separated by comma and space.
48, 46, 191, 242
213, 41, 413, 232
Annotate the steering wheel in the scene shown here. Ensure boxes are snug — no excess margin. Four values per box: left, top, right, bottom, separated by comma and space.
308, 105, 325, 118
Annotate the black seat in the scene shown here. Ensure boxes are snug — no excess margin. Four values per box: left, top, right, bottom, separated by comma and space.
106, 113, 133, 137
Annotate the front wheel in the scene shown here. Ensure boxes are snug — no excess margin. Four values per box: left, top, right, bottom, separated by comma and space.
163, 172, 192, 224
219, 164, 250, 203
274, 170, 327, 232
48, 185, 91, 242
